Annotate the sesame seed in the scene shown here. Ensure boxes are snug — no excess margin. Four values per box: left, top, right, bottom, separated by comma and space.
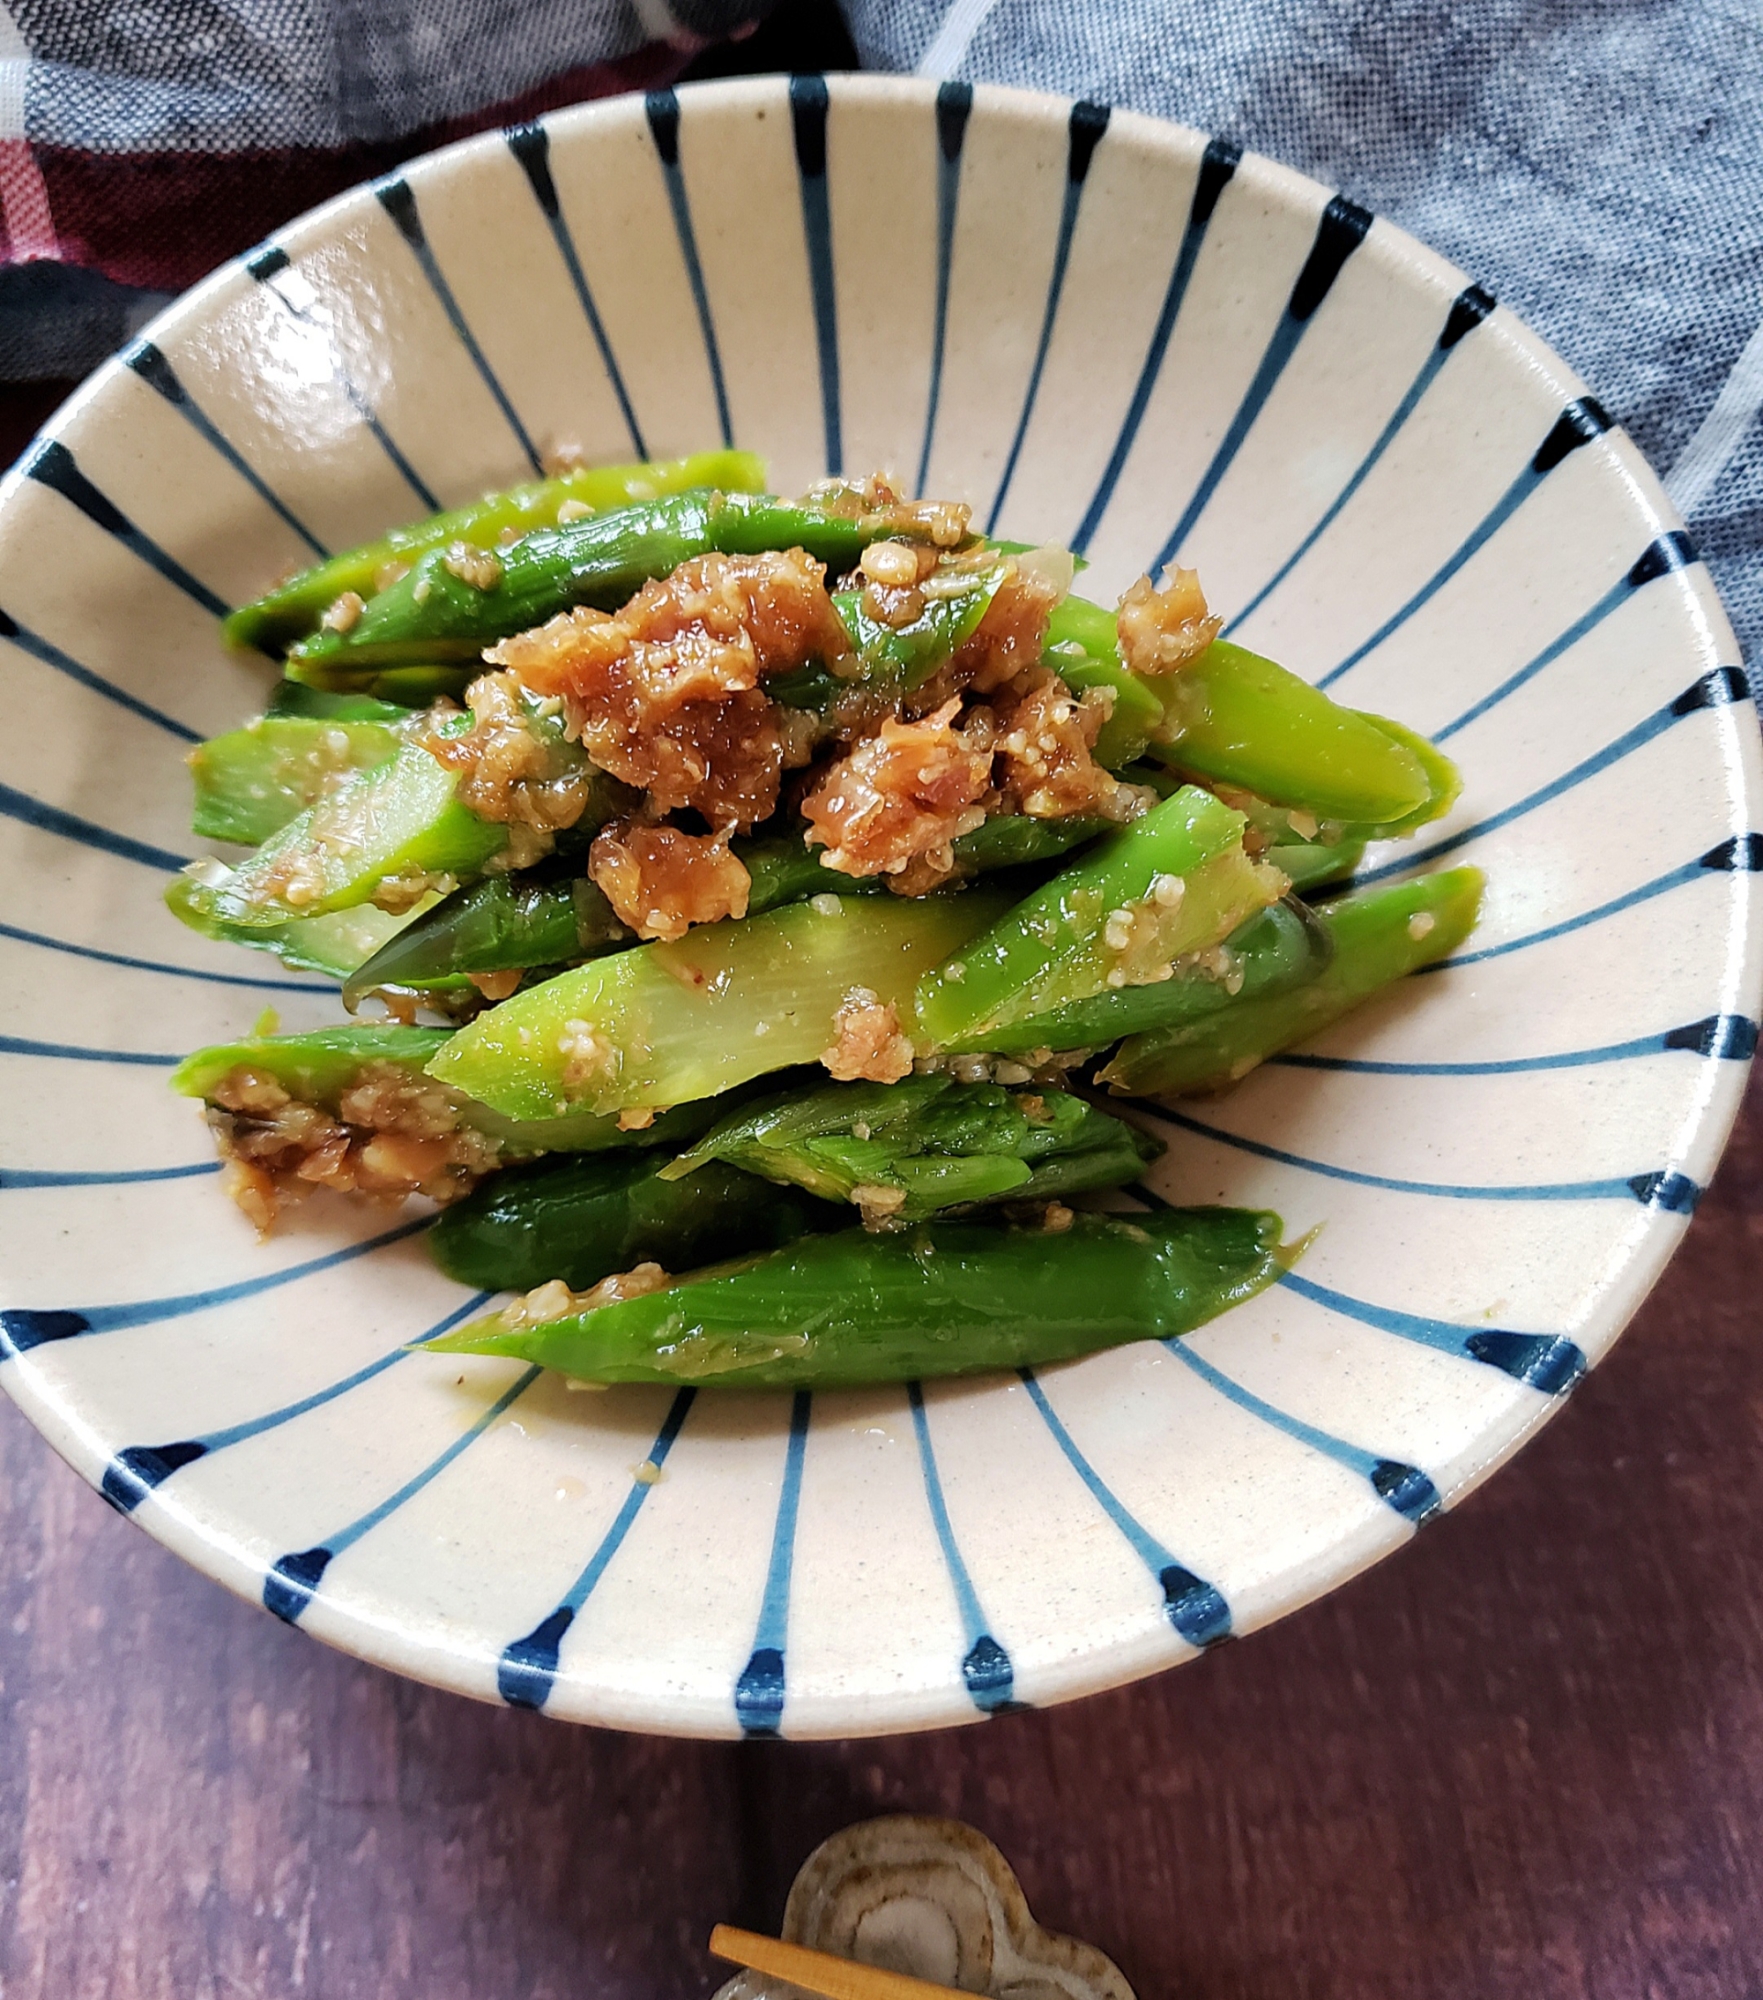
858, 539, 922, 587
320, 590, 364, 633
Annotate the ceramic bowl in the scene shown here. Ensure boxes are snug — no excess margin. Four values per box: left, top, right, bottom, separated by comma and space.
0, 74, 1755, 1739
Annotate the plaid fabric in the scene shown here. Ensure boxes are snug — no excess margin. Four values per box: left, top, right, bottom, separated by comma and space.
0, 0, 769, 379
846, 0, 1763, 678
3, 0, 1758, 678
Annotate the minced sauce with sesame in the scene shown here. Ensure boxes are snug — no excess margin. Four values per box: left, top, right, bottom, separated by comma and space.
201, 472, 1246, 1228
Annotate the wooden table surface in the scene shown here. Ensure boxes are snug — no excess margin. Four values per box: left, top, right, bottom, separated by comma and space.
2, 377, 1761, 1997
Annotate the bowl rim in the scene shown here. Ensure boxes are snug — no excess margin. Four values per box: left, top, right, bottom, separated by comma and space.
1, 68, 1756, 1738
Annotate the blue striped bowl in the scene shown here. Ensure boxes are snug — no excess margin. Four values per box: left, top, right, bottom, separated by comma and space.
0, 75, 1755, 1738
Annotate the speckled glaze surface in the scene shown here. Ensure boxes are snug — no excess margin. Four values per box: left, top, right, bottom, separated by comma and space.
712, 1815, 1135, 2000
0, 75, 1755, 1740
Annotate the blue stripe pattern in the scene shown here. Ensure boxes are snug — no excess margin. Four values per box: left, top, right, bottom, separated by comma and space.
0, 1214, 435, 1354
503, 123, 646, 459
0, 779, 189, 872
101, 1292, 493, 1513
245, 244, 441, 513
498, 1388, 697, 1711
1226, 283, 1495, 631
906, 1382, 1017, 1714
1071, 137, 1240, 557
1420, 837, 1763, 972
645, 90, 733, 449
4, 76, 1746, 1725
735, 1389, 811, 1737
1435, 532, 1699, 743
374, 177, 542, 477
1152, 194, 1374, 572
1130, 1099, 1701, 1211
790, 75, 843, 479
0, 608, 201, 742
1130, 1189, 1439, 1514
1129, 1180, 1584, 1391
1, 1161, 217, 1189
1315, 398, 1612, 689
0, 916, 333, 994
914, 81, 973, 497
986, 101, 1111, 535
1277, 1270, 1587, 1394
0, 1033, 181, 1065
1349, 666, 1750, 890
263, 1363, 541, 1625
1272, 1013, 1758, 1075
122, 339, 328, 559
1020, 1367, 1231, 1647
1164, 1340, 1440, 1522
22, 439, 231, 620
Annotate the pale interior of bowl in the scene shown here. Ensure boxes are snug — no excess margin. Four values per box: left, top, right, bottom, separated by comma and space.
0, 75, 1756, 1738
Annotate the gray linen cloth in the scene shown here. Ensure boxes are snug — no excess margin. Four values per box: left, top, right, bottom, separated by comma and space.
845, 0, 1763, 677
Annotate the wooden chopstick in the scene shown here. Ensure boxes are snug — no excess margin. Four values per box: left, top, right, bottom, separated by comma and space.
708, 1924, 973, 2000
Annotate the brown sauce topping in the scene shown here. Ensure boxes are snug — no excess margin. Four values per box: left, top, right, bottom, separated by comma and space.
486, 548, 849, 830
420, 673, 594, 842
588, 821, 752, 942
800, 697, 992, 890
1115, 566, 1222, 677
821, 987, 915, 1083
207, 1063, 498, 1233
990, 667, 1144, 822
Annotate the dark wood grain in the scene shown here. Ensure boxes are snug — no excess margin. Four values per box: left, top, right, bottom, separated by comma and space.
1, 1072, 1757, 2000
2, 363, 1761, 1995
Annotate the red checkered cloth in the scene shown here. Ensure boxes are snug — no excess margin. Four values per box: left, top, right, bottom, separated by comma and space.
0, 1, 774, 380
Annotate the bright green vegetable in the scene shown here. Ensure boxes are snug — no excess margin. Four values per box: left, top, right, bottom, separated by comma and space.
174, 742, 508, 931
424, 1206, 1292, 1389
662, 1073, 1160, 1223
342, 814, 1113, 1000
1221, 791, 1369, 894
780, 568, 1160, 768
285, 490, 972, 682
915, 786, 1285, 1052
1123, 765, 1368, 892
429, 1149, 839, 1294
824, 554, 1008, 694
227, 450, 767, 655
189, 714, 406, 846
949, 896, 1331, 1058
1150, 639, 1450, 826
1041, 593, 1165, 769
173, 697, 630, 931
164, 875, 441, 981
173, 1022, 452, 1104
170, 1024, 719, 1158
286, 664, 485, 709
1098, 866, 1484, 1097
344, 833, 900, 1003
342, 869, 625, 1003
949, 811, 1112, 876
265, 683, 414, 723
1352, 714, 1462, 838
427, 890, 1011, 1123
